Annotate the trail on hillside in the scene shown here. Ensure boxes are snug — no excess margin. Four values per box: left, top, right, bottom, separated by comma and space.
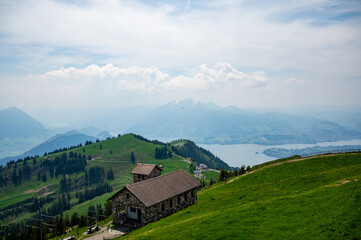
77, 222, 128, 240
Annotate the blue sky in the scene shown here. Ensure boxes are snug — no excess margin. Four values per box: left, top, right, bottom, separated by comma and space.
0, 0, 360, 115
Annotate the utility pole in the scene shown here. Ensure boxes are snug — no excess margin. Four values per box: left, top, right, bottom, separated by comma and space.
87, 205, 107, 225
27, 209, 55, 240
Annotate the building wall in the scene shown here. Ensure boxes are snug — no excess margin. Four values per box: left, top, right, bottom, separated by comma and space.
112, 189, 144, 224
112, 188, 199, 227
149, 167, 162, 178
142, 188, 198, 225
132, 167, 162, 183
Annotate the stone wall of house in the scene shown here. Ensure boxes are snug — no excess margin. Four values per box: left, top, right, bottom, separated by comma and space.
141, 188, 198, 225
112, 187, 199, 227
132, 167, 162, 183
149, 168, 162, 178
112, 189, 145, 224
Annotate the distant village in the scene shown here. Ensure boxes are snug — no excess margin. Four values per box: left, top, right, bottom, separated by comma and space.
193, 163, 208, 179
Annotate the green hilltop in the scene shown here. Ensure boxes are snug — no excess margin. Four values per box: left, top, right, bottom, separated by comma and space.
120, 153, 361, 240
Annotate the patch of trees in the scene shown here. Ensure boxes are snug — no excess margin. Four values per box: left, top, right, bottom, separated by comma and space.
10, 164, 31, 186
172, 140, 231, 170
42, 152, 87, 177
46, 194, 71, 216
44, 143, 83, 156
0, 173, 9, 187
131, 133, 166, 145
84, 166, 105, 185
0, 201, 113, 240
155, 146, 172, 159
60, 176, 71, 193
6, 155, 39, 167
76, 183, 113, 204
107, 168, 114, 181
218, 166, 250, 181
0, 195, 56, 223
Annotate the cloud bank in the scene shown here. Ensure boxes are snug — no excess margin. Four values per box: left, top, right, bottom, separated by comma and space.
38, 62, 268, 93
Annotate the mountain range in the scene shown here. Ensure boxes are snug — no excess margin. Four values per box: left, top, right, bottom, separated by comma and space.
1, 99, 361, 165
0, 107, 112, 164
127, 98, 361, 144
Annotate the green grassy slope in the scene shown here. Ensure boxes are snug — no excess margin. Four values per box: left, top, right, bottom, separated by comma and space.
121, 153, 361, 240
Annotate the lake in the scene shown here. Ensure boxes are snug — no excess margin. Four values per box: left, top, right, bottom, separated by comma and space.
199, 139, 361, 168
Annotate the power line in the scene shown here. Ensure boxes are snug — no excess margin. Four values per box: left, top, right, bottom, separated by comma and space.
26, 209, 55, 240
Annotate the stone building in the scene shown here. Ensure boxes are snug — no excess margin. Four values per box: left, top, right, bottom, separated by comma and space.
109, 169, 201, 227
131, 163, 162, 183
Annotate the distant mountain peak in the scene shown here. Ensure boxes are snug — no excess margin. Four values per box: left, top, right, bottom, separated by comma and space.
0, 106, 48, 140
172, 98, 197, 106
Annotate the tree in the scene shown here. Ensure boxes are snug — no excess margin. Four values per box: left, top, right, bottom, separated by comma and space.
55, 216, 65, 236
79, 215, 87, 227
42, 172, 47, 182
104, 200, 112, 217
18, 168, 23, 185
107, 168, 114, 181
246, 165, 251, 172
239, 165, 246, 175
131, 152, 135, 164
209, 178, 215, 186
219, 169, 228, 181
71, 212, 79, 226
12, 168, 18, 186
200, 179, 206, 188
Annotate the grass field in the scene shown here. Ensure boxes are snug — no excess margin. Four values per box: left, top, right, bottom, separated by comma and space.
119, 153, 361, 240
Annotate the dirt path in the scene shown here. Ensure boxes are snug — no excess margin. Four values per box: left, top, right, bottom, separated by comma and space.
77, 222, 128, 240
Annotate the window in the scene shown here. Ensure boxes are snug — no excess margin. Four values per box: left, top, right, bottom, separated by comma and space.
191, 190, 194, 198
162, 203, 165, 211
184, 193, 188, 201
170, 200, 173, 208
142, 175, 145, 180
127, 193, 130, 199
177, 196, 181, 204
130, 207, 136, 212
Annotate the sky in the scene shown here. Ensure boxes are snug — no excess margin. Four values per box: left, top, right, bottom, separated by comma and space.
0, 0, 361, 118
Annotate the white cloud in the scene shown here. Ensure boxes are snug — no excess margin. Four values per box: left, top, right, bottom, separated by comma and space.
283, 78, 312, 85
0, 0, 360, 111
0, 62, 269, 109
0, 0, 360, 79
35, 62, 268, 93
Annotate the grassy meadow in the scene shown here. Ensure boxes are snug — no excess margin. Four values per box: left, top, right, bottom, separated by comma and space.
120, 153, 361, 240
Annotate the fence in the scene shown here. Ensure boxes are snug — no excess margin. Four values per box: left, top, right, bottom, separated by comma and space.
301, 148, 361, 158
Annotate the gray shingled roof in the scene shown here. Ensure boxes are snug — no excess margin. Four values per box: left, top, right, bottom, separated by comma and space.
126, 169, 201, 207
130, 163, 162, 175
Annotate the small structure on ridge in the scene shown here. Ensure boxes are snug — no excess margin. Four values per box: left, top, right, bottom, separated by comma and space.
130, 163, 162, 183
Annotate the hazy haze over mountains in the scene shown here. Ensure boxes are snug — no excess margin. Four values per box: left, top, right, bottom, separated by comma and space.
127, 99, 361, 145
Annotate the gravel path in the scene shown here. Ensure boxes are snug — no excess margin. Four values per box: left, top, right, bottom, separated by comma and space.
78, 223, 129, 240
